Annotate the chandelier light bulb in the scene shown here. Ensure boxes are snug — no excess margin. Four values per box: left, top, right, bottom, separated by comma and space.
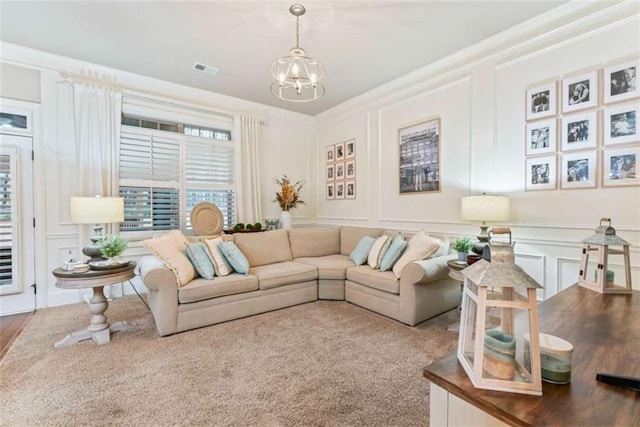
269, 4, 325, 102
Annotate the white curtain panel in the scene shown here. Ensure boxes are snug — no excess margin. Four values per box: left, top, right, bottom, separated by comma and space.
239, 116, 262, 224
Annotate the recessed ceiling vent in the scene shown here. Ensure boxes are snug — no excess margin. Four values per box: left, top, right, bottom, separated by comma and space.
193, 63, 219, 76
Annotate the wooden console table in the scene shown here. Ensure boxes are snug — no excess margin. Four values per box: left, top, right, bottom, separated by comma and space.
424, 285, 639, 426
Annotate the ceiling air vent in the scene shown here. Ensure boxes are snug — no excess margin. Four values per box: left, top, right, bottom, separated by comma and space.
193, 63, 219, 76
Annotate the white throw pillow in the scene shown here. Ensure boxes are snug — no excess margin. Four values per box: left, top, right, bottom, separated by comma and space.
142, 230, 196, 287
203, 237, 234, 277
392, 230, 441, 278
367, 235, 391, 269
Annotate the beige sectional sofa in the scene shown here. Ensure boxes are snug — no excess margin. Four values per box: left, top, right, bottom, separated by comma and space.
139, 226, 460, 336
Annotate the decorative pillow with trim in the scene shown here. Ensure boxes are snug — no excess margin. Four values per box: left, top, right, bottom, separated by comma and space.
367, 235, 391, 269
392, 230, 441, 278
185, 242, 216, 280
142, 230, 196, 287
349, 236, 377, 266
203, 236, 234, 277
219, 241, 250, 275
379, 233, 408, 272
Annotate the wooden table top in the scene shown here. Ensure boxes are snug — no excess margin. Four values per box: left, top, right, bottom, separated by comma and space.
423, 285, 640, 427
53, 261, 136, 289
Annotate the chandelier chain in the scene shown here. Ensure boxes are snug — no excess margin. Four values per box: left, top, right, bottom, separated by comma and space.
295, 16, 300, 48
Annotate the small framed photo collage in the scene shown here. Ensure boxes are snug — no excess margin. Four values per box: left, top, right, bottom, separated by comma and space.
326, 139, 356, 200
525, 57, 639, 190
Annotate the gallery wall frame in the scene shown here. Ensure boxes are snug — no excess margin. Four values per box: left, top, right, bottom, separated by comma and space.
326, 182, 335, 200
525, 155, 557, 191
335, 181, 345, 199
345, 139, 356, 159
345, 180, 356, 199
603, 58, 640, 104
602, 146, 639, 188
335, 142, 345, 162
604, 101, 639, 146
560, 150, 597, 190
561, 111, 598, 152
561, 70, 598, 114
326, 144, 335, 163
525, 119, 557, 156
325, 139, 357, 200
526, 80, 558, 121
398, 117, 441, 194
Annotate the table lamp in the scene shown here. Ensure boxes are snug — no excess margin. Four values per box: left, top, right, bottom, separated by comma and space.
461, 194, 510, 254
70, 196, 124, 262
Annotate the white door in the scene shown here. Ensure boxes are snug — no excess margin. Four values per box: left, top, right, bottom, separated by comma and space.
0, 134, 35, 315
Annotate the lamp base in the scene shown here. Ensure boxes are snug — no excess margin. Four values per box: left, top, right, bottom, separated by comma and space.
82, 243, 106, 263
473, 224, 490, 255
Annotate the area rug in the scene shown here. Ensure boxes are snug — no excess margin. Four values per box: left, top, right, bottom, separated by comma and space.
0, 296, 458, 426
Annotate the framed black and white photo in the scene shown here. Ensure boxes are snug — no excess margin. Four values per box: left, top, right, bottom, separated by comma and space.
345, 160, 356, 179
525, 155, 556, 191
326, 182, 335, 200
604, 101, 639, 146
345, 180, 356, 199
326, 144, 335, 163
398, 117, 441, 194
335, 181, 345, 199
335, 142, 345, 161
561, 111, 597, 151
603, 146, 639, 187
560, 151, 597, 190
562, 71, 598, 113
525, 119, 556, 156
335, 162, 345, 180
345, 139, 356, 159
326, 164, 335, 181
604, 59, 639, 104
526, 81, 557, 121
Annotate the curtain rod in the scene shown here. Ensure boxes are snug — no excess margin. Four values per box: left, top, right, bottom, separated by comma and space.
58, 72, 124, 91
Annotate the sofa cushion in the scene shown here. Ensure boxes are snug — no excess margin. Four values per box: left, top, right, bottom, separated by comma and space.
367, 235, 391, 269
249, 261, 318, 290
295, 255, 355, 280
349, 236, 376, 265
288, 228, 340, 258
219, 241, 250, 275
380, 233, 407, 272
346, 265, 399, 294
178, 274, 259, 304
143, 230, 196, 287
234, 230, 293, 267
185, 242, 216, 279
340, 226, 384, 255
203, 237, 234, 277
392, 230, 441, 278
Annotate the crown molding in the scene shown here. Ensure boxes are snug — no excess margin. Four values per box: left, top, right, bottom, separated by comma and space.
316, 0, 639, 124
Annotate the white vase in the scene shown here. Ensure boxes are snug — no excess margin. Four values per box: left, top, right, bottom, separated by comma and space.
279, 211, 292, 229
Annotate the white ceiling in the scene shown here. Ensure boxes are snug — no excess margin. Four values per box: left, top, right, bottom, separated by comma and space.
0, 1, 566, 116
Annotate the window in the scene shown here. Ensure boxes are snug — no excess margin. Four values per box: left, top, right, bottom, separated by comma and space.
0, 152, 14, 285
118, 121, 235, 235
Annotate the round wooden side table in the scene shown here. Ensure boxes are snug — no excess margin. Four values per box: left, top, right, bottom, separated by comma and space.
52, 262, 136, 349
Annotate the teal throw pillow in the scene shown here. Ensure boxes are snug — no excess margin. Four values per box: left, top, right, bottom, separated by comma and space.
185, 242, 216, 279
349, 236, 376, 265
379, 234, 407, 272
219, 241, 250, 275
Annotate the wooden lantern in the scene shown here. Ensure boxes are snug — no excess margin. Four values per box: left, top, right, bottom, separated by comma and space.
578, 218, 632, 294
457, 242, 544, 396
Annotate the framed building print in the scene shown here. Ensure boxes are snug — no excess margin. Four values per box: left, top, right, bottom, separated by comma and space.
562, 70, 598, 113
326, 164, 335, 181
603, 146, 639, 187
526, 155, 556, 191
345, 180, 356, 199
604, 58, 639, 104
604, 101, 639, 146
326, 144, 335, 163
525, 119, 556, 156
561, 111, 597, 151
326, 182, 335, 200
560, 151, 597, 189
335, 142, 345, 161
345, 160, 356, 179
526, 81, 557, 121
335, 181, 345, 199
345, 139, 356, 159
398, 117, 441, 194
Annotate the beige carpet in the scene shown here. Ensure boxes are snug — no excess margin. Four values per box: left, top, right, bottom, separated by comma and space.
1, 296, 458, 426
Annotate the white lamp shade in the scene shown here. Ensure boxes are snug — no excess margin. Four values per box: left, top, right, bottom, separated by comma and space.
70, 196, 124, 224
461, 195, 510, 222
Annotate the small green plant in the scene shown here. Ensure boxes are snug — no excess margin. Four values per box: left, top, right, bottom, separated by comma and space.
98, 235, 128, 258
253, 222, 263, 231
452, 236, 474, 253
246, 223, 254, 230
233, 223, 245, 231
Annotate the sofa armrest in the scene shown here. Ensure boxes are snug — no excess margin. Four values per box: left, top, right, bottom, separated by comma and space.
401, 254, 457, 286
139, 255, 179, 336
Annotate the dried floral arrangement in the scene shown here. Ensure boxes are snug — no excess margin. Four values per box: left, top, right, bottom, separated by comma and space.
274, 175, 305, 212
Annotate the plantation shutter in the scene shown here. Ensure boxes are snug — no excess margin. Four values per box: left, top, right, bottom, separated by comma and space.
119, 129, 180, 182
0, 152, 17, 286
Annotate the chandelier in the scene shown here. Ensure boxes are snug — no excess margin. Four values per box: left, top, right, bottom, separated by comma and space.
270, 4, 325, 102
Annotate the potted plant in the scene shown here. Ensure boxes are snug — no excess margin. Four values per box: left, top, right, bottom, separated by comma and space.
452, 237, 474, 262
97, 234, 128, 264
273, 175, 305, 229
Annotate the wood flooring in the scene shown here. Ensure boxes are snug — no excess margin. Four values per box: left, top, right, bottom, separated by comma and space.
0, 312, 33, 361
